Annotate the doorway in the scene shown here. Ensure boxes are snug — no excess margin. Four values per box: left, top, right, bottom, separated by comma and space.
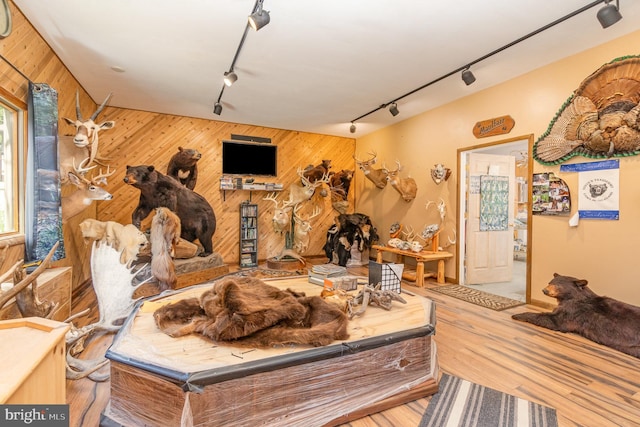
457, 134, 533, 303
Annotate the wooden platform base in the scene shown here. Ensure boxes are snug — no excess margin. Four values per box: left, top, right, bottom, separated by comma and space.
102, 277, 438, 426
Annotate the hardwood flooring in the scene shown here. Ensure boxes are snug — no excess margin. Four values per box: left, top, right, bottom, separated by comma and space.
66, 260, 640, 426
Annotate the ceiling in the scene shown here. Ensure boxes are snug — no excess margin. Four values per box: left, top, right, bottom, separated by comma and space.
13, 0, 640, 139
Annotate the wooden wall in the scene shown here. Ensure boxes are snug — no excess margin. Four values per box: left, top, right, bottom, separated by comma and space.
0, 1, 357, 291
95, 109, 357, 267
0, 1, 99, 290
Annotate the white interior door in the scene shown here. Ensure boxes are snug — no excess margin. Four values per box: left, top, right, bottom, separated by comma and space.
465, 152, 515, 284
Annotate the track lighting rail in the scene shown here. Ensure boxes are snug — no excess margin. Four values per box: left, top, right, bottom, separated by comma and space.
348, 0, 619, 132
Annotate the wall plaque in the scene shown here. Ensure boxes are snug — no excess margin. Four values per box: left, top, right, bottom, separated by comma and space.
473, 115, 515, 138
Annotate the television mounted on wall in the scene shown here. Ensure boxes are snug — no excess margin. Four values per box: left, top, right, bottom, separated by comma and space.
222, 140, 278, 177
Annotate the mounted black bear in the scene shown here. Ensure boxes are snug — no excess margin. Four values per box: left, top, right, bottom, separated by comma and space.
166, 146, 201, 190
512, 273, 640, 358
124, 165, 216, 256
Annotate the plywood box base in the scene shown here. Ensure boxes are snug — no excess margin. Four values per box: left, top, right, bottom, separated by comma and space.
101, 278, 439, 427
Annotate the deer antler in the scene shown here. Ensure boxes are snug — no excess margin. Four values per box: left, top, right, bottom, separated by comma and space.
392, 160, 403, 173
297, 167, 312, 187
72, 156, 96, 176
91, 166, 116, 186
263, 192, 292, 210
293, 204, 322, 222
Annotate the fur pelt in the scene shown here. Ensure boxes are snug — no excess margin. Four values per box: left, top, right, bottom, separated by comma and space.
79, 219, 148, 267
512, 273, 640, 358
153, 276, 349, 347
151, 207, 181, 291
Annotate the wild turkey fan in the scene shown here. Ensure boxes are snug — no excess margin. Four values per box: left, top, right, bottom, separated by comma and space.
534, 55, 640, 165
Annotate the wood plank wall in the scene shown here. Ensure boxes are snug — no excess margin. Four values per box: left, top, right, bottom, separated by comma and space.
0, 1, 99, 291
1, 1, 358, 291
95, 109, 357, 268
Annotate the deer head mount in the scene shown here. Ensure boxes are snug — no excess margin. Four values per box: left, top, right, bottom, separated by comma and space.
286, 167, 331, 206
353, 151, 388, 189
292, 205, 322, 254
263, 192, 293, 234
61, 163, 115, 222
384, 160, 417, 202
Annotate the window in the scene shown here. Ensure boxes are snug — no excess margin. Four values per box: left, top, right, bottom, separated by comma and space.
0, 97, 24, 235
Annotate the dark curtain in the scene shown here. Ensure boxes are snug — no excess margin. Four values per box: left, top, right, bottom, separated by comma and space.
25, 82, 64, 262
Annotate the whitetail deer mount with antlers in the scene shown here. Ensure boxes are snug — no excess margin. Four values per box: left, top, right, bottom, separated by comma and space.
353, 151, 388, 189
286, 167, 331, 206
61, 163, 115, 222
384, 160, 417, 202
263, 192, 293, 234
292, 205, 322, 254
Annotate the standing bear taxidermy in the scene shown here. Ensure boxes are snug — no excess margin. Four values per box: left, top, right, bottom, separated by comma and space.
167, 146, 201, 190
512, 273, 640, 358
124, 165, 216, 256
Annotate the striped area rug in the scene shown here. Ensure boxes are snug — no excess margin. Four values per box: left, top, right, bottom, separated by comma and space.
429, 285, 525, 311
420, 374, 558, 427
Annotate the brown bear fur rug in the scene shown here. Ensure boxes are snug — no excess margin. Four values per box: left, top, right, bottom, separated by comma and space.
512, 273, 640, 358
153, 276, 349, 348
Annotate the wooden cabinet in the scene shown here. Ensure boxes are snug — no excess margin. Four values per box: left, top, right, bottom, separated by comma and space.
239, 202, 258, 268
0, 317, 70, 404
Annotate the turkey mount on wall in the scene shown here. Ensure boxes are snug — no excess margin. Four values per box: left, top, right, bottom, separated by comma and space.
534, 55, 640, 165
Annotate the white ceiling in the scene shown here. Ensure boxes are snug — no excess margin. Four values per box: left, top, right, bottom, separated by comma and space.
12, 0, 640, 138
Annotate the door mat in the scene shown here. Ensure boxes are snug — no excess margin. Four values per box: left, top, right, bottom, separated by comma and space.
429, 285, 525, 311
420, 373, 558, 427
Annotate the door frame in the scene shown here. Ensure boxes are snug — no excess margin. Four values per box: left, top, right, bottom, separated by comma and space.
456, 134, 533, 302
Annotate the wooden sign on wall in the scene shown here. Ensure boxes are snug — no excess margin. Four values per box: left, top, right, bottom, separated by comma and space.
473, 115, 515, 138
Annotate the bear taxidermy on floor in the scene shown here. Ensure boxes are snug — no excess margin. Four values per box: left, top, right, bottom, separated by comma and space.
124, 165, 216, 256
512, 273, 640, 358
153, 276, 349, 348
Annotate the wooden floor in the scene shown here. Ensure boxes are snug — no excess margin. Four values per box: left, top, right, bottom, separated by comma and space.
66, 259, 640, 427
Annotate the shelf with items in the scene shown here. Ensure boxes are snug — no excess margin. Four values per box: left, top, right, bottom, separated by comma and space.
239, 201, 259, 268
220, 176, 283, 201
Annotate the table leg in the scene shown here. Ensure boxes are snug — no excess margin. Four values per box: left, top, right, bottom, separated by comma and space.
437, 259, 445, 284
415, 261, 425, 288
376, 250, 383, 263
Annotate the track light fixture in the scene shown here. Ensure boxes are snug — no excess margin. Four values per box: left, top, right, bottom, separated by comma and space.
348, 0, 613, 131
350, 123, 356, 134
224, 71, 238, 87
213, 0, 270, 116
597, 0, 622, 28
461, 68, 476, 86
389, 103, 399, 117
249, 0, 270, 31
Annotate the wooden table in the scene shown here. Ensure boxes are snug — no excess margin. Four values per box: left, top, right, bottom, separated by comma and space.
372, 244, 453, 287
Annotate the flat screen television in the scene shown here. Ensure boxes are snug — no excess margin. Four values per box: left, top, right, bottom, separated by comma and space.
222, 140, 277, 176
